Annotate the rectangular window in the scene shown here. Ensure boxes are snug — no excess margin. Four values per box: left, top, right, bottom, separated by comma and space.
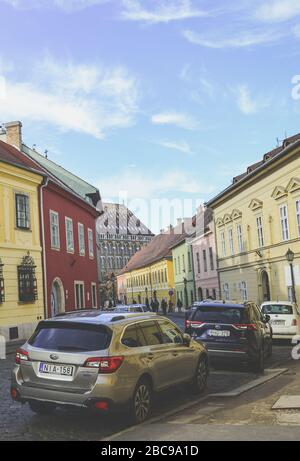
65, 218, 74, 253
240, 281, 248, 302
15, 194, 30, 229
88, 228, 94, 259
209, 247, 214, 271
182, 254, 186, 273
256, 216, 264, 248
50, 211, 60, 249
78, 223, 85, 256
223, 283, 230, 301
220, 231, 226, 257
228, 228, 234, 256
188, 252, 192, 272
196, 252, 201, 273
280, 205, 290, 241
75, 282, 85, 309
91, 283, 97, 308
203, 250, 208, 272
296, 199, 300, 237
237, 224, 244, 253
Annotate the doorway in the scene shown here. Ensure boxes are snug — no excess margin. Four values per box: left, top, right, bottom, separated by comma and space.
51, 278, 65, 317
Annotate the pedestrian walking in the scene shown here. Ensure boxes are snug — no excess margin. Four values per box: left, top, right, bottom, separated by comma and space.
161, 298, 167, 315
177, 299, 183, 313
168, 299, 174, 313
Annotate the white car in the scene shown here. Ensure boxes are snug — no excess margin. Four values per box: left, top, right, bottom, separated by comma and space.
260, 301, 300, 339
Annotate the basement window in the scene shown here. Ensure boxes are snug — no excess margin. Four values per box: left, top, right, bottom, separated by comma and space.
18, 253, 38, 303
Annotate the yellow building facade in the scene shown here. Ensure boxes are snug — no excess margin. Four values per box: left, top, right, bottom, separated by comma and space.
126, 258, 175, 305
208, 138, 300, 305
0, 156, 44, 341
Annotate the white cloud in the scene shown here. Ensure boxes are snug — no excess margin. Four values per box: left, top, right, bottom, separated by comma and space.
151, 111, 199, 130
234, 84, 270, 115
0, 0, 109, 11
121, 0, 208, 24
0, 57, 139, 139
153, 139, 193, 155
99, 168, 212, 199
255, 0, 300, 23
183, 28, 284, 48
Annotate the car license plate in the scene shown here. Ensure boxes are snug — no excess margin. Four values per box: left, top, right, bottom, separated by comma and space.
39, 362, 74, 377
272, 320, 285, 326
207, 329, 230, 338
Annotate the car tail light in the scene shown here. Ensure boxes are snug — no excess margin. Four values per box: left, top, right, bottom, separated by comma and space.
11, 388, 18, 400
94, 401, 109, 411
189, 321, 204, 329
15, 348, 30, 364
185, 320, 191, 328
84, 356, 124, 373
292, 319, 298, 326
235, 324, 258, 331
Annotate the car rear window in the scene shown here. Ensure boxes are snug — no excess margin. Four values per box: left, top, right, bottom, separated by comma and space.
261, 304, 294, 315
192, 307, 248, 324
28, 322, 112, 352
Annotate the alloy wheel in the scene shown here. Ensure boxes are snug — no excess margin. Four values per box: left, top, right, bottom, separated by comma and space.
134, 383, 151, 423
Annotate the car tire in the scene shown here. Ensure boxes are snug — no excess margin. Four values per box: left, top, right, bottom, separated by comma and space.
29, 401, 56, 415
250, 348, 265, 374
130, 378, 152, 425
191, 356, 209, 394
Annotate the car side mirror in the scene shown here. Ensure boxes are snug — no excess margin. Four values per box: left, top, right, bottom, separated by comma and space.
183, 333, 191, 347
264, 314, 271, 323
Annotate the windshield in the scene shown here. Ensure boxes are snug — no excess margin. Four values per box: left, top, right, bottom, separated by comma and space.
193, 307, 248, 324
261, 304, 294, 315
29, 322, 112, 352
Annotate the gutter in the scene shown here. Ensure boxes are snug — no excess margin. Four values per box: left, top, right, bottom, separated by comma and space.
40, 177, 49, 319
206, 139, 300, 208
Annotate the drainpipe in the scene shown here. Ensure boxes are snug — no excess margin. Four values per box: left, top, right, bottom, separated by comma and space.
40, 177, 49, 319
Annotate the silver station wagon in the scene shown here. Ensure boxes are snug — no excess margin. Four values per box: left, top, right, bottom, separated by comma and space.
11, 311, 208, 423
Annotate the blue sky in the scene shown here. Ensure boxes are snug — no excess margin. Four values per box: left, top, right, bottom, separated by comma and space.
1, 0, 300, 232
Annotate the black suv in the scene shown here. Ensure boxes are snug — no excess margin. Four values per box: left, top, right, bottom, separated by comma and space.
185, 301, 272, 373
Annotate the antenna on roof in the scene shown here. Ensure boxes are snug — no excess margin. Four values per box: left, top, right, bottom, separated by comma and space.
44, 149, 48, 159
32, 144, 36, 151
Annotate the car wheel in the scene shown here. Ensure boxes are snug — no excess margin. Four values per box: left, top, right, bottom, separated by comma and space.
191, 356, 209, 394
130, 378, 152, 424
29, 401, 56, 415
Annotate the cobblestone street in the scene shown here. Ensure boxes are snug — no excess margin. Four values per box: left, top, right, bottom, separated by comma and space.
0, 315, 294, 441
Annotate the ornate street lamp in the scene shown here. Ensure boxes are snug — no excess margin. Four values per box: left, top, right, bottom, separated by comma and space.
286, 248, 297, 304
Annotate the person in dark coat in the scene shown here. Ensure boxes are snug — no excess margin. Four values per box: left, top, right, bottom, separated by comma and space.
168, 300, 174, 313
161, 298, 167, 315
177, 298, 183, 313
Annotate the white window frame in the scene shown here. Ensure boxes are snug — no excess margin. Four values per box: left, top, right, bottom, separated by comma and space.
88, 228, 94, 259
91, 282, 97, 308
220, 231, 226, 257
240, 281, 248, 302
223, 283, 230, 301
74, 281, 85, 309
279, 204, 290, 241
237, 224, 244, 253
296, 199, 300, 237
228, 228, 234, 256
256, 215, 264, 248
78, 223, 85, 256
65, 217, 74, 253
50, 210, 60, 250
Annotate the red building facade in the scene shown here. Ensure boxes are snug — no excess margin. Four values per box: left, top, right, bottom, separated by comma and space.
42, 181, 99, 316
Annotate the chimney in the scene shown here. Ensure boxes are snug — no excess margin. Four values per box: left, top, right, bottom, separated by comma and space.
5, 121, 22, 150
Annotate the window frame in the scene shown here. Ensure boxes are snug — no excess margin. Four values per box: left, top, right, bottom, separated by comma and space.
65, 217, 74, 253
15, 193, 30, 230
279, 204, 290, 241
50, 210, 60, 250
78, 223, 85, 256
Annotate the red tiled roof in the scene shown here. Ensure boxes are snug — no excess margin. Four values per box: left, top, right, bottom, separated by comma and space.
0, 140, 38, 170
119, 231, 186, 274
232, 133, 300, 184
